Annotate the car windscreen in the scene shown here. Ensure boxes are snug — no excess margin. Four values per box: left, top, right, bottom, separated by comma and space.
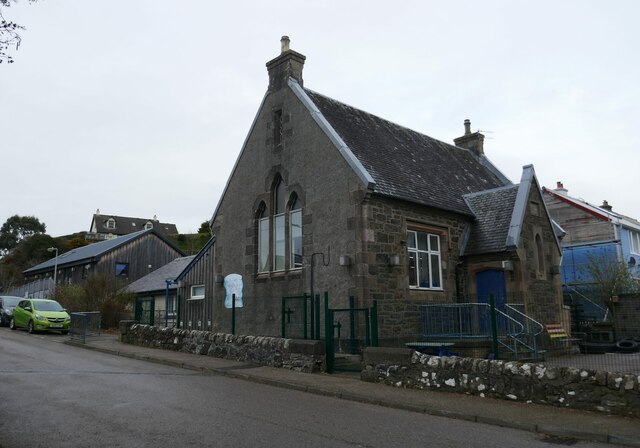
32, 301, 64, 312
2, 297, 20, 307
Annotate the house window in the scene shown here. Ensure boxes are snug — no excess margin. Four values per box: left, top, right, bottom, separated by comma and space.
257, 176, 303, 273
407, 229, 442, 289
273, 178, 286, 271
145, 222, 153, 230
190, 285, 205, 300
257, 204, 270, 273
290, 196, 302, 269
115, 262, 129, 277
630, 230, 640, 255
106, 219, 116, 229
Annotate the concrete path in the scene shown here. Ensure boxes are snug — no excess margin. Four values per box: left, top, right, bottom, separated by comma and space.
65, 335, 640, 447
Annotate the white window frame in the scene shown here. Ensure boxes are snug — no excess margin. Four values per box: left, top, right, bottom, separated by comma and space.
273, 212, 286, 271
630, 230, 640, 255
258, 216, 270, 273
407, 229, 443, 290
190, 285, 205, 301
290, 208, 302, 269
106, 219, 115, 229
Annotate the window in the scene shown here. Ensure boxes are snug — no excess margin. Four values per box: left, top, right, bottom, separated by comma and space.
190, 285, 205, 300
257, 204, 270, 273
630, 230, 640, 254
273, 178, 286, 271
407, 230, 442, 289
145, 222, 153, 230
257, 176, 303, 273
115, 262, 129, 277
106, 219, 115, 229
290, 197, 302, 269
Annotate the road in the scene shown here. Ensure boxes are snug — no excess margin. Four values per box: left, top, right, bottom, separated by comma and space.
0, 328, 613, 448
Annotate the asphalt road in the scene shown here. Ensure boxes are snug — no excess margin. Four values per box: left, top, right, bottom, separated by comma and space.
0, 328, 614, 448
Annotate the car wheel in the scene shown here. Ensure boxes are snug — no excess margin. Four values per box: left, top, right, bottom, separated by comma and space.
9, 318, 16, 330
27, 320, 35, 334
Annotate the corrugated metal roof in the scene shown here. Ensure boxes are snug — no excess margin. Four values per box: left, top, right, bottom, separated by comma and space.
24, 229, 152, 274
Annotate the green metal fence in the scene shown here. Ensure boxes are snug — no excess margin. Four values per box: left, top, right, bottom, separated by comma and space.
281, 293, 321, 339
325, 296, 378, 373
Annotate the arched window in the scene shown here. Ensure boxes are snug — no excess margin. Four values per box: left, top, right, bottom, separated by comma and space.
256, 176, 304, 273
257, 202, 269, 273
273, 178, 286, 271
289, 195, 303, 269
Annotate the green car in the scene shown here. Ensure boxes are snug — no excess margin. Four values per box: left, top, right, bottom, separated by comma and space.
9, 299, 70, 335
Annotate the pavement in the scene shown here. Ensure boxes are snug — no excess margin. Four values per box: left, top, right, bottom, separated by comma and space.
65, 335, 640, 447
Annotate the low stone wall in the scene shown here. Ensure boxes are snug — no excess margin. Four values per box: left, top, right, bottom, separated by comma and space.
120, 323, 325, 373
362, 347, 640, 417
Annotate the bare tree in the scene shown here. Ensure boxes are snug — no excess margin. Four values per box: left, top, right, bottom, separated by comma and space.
0, 0, 37, 64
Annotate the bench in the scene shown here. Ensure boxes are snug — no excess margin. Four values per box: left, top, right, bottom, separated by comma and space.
545, 324, 579, 349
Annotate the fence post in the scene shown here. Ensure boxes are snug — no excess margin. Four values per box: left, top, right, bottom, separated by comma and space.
348, 296, 356, 355
231, 293, 236, 335
489, 294, 500, 359
318, 293, 324, 339
371, 300, 379, 347
303, 294, 308, 340
324, 294, 334, 373
281, 297, 286, 338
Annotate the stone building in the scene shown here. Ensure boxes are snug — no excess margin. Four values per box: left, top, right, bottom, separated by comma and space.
182, 37, 565, 345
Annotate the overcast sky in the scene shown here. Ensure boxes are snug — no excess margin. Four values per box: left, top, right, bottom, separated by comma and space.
2, 1, 639, 237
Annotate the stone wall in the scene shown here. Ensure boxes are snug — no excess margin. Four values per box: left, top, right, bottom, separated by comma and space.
121, 323, 325, 373
362, 347, 640, 417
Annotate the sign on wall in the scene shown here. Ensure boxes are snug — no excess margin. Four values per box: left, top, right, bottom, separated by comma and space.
224, 273, 244, 308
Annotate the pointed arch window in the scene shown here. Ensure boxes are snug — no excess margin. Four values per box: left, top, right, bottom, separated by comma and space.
257, 203, 269, 273
290, 195, 303, 269
273, 178, 286, 271
256, 176, 303, 273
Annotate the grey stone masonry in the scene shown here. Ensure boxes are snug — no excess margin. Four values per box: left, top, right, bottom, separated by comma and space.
122, 324, 325, 373
362, 347, 640, 417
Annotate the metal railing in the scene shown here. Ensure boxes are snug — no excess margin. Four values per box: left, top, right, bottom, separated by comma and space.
69, 312, 101, 343
421, 303, 544, 359
421, 303, 523, 339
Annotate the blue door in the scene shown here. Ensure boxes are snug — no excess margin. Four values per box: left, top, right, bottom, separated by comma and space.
476, 269, 507, 308
476, 270, 507, 335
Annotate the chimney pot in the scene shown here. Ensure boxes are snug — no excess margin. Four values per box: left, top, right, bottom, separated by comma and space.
464, 119, 471, 136
601, 200, 612, 211
267, 36, 306, 91
454, 118, 484, 156
556, 181, 563, 189
281, 36, 290, 53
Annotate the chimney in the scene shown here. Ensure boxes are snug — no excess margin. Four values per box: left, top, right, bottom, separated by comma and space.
601, 200, 613, 211
453, 119, 484, 157
554, 181, 568, 195
266, 36, 306, 92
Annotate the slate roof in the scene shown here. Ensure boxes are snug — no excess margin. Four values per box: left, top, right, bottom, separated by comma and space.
463, 185, 519, 255
91, 214, 178, 236
125, 256, 195, 294
304, 89, 509, 216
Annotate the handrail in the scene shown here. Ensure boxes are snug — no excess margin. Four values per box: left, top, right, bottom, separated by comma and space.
504, 304, 545, 336
564, 286, 607, 313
